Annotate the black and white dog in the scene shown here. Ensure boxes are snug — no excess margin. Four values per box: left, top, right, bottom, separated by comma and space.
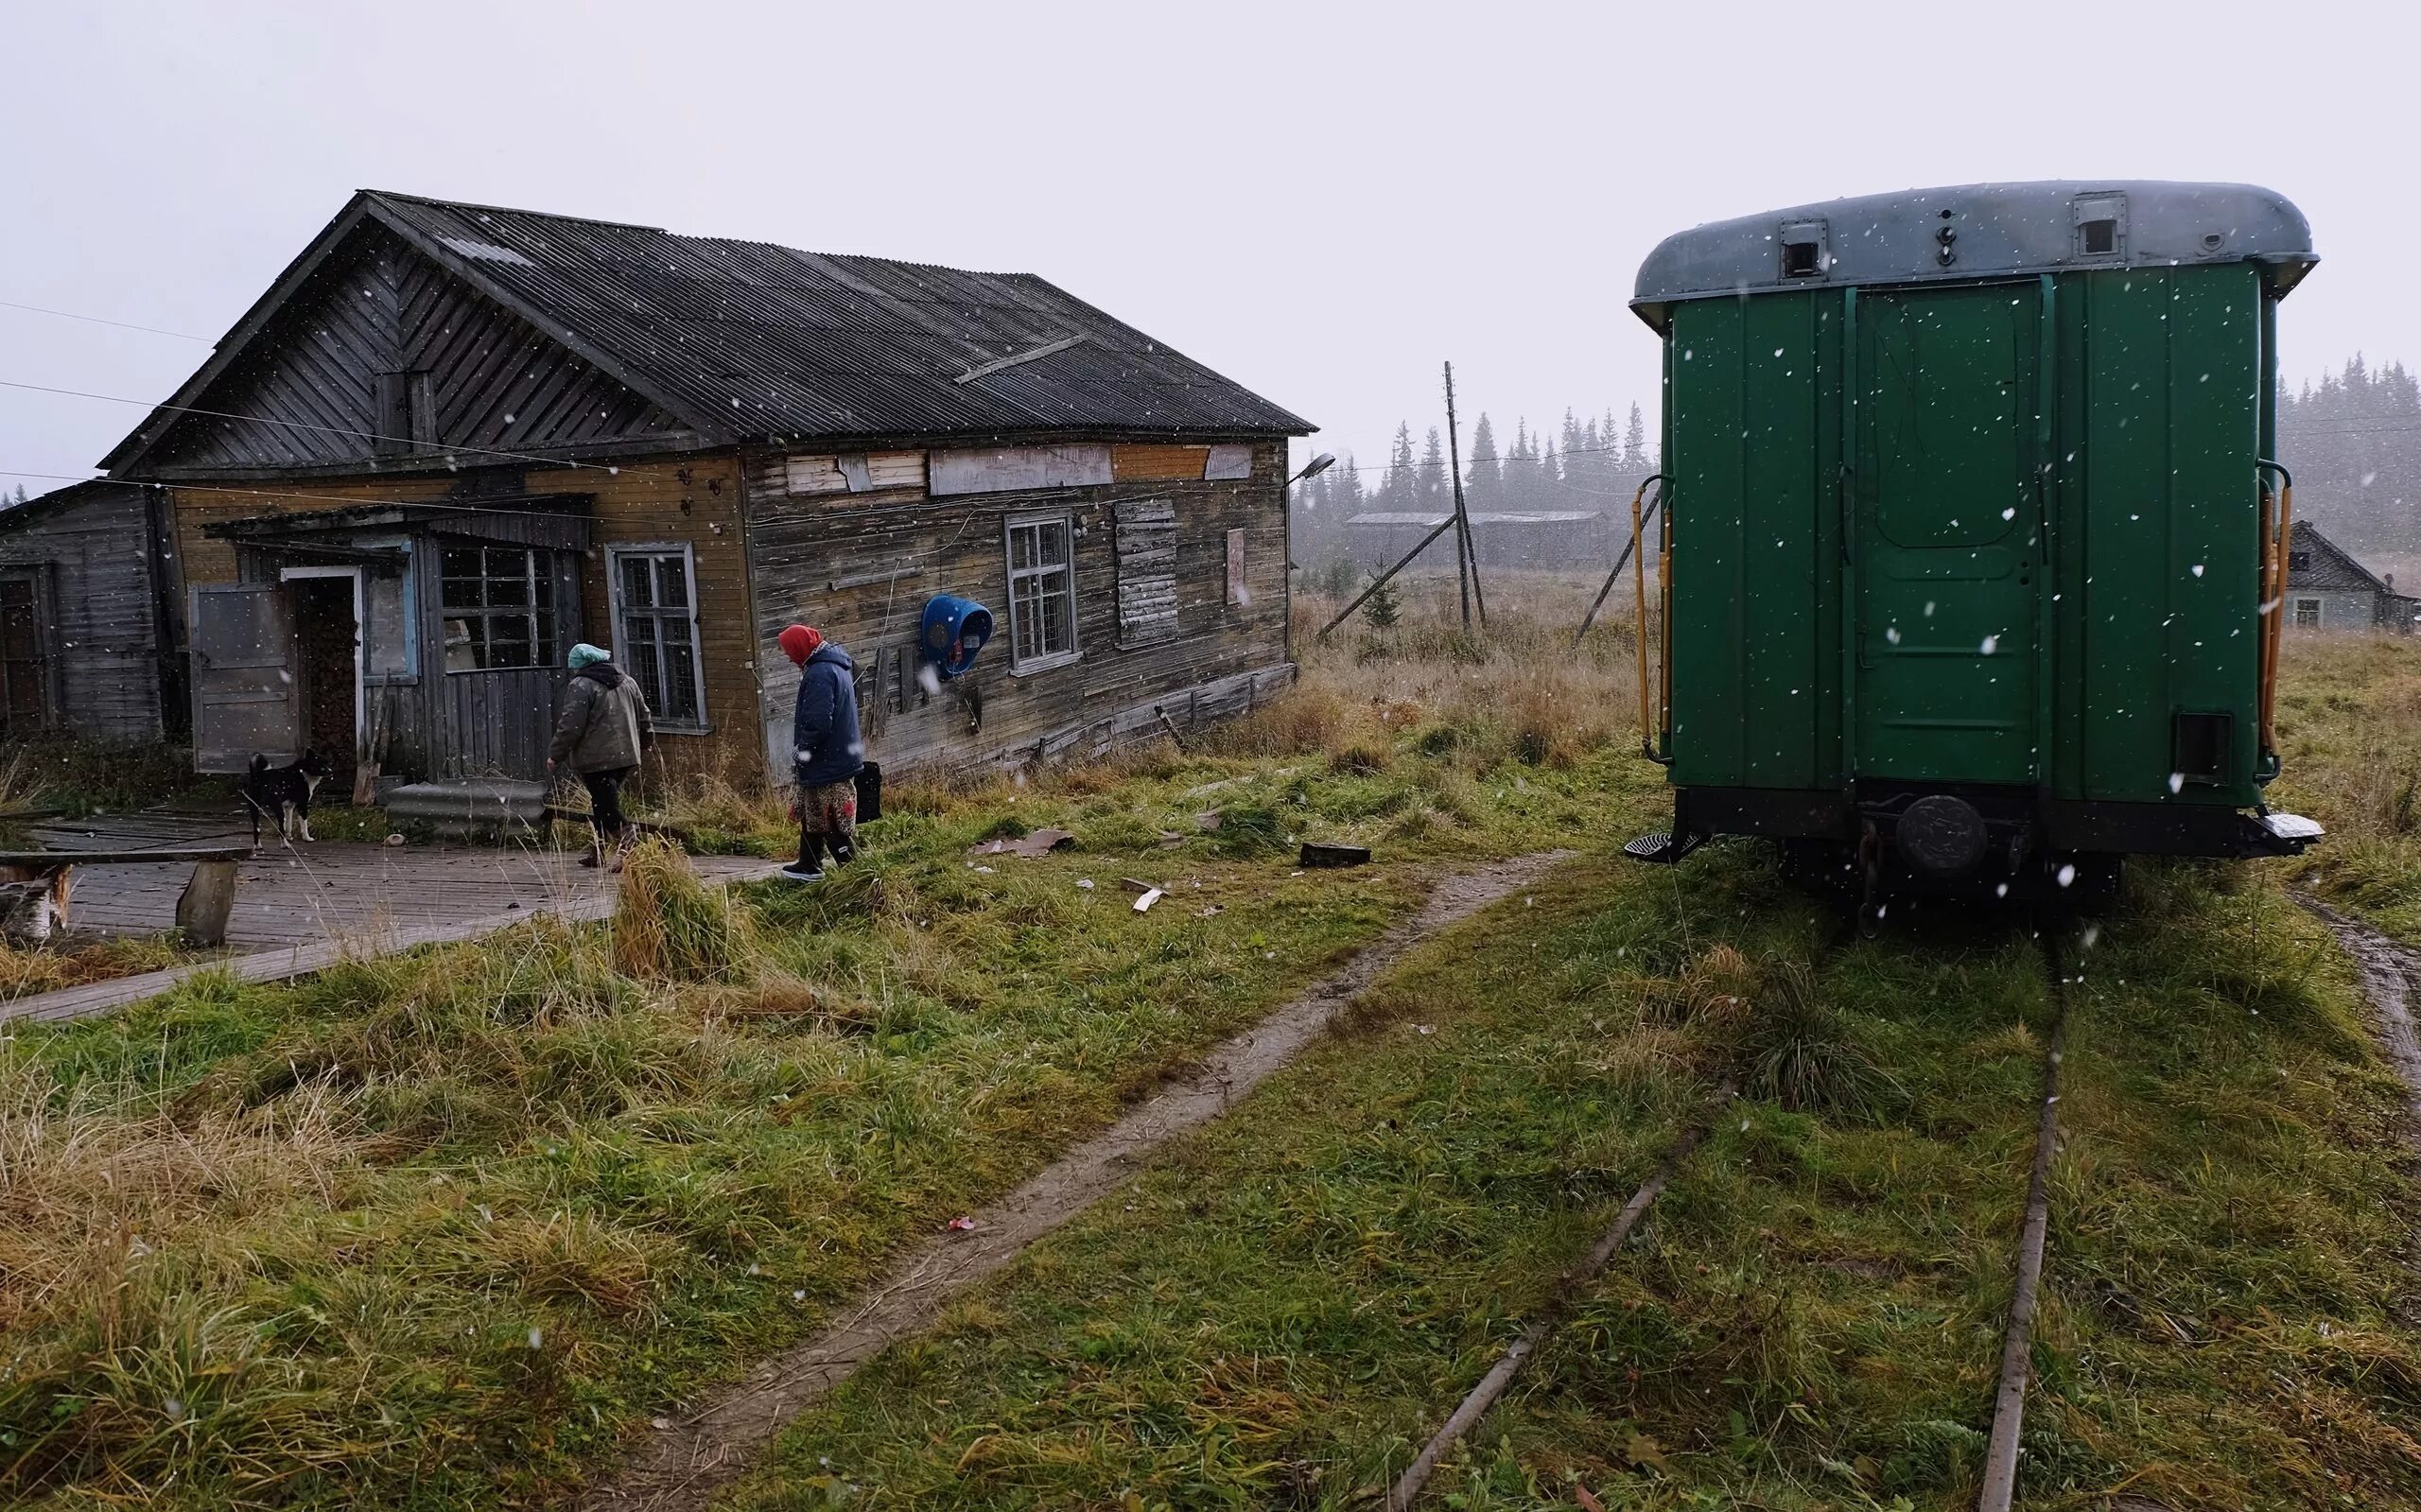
240, 751, 333, 844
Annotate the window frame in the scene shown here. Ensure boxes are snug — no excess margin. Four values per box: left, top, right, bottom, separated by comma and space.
1002, 510, 1081, 674
2292, 597, 2323, 630
438, 543, 558, 674
607, 542, 711, 733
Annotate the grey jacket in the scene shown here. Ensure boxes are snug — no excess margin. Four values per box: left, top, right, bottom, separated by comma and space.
549, 663, 654, 773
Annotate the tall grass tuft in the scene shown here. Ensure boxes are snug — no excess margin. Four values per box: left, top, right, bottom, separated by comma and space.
1739, 955, 1899, 1120
614, 839, 759, 982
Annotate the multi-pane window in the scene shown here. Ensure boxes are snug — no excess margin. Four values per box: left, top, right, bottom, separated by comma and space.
440, 546, 555, 670
2292, 598, 2323, 630
611, 546, 705, 727
1004, 513, 1078, 669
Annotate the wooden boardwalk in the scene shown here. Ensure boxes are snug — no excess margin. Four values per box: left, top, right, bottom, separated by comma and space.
3, 808, 780, 1024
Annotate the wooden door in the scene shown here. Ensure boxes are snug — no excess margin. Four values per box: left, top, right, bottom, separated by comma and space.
1855, 284, 2043, 785
0, 573, 50, 736
189, 582, 301, 773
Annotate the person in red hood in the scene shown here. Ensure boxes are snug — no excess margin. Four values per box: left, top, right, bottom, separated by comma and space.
778, 624, 863, 881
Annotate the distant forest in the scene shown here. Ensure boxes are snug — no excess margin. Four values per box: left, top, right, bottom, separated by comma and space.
2279, 356, 2421, 561
1290, 359, 2421, 578
1292, 403, 1657, 570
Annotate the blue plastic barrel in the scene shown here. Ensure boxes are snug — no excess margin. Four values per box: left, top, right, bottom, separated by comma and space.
918, 595, 994, 679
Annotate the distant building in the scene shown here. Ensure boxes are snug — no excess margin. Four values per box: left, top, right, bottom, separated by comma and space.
2286, 520, 2419, 633
0, 480, 179, 741
1346, 489, 1651, 574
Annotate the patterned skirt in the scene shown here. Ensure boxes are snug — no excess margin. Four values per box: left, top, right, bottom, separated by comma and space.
799, 777, 859, 841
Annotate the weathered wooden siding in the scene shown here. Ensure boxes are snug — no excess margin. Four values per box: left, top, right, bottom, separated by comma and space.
740, 441, 1292, 779
0, 483, 168, 740
143, 227, 691, 478
166, 449, 760, 775
567, 454, 758, 762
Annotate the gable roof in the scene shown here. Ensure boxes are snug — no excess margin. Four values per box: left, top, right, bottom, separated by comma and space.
2290, 519, 2393, 594
106, 190, 1312, 475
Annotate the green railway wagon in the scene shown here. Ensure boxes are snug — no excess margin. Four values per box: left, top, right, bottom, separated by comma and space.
1623, 182, 2324, 906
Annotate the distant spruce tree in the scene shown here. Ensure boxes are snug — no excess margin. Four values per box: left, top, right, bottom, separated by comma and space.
1623, 403, 1650, 470
2279, 353, 2421, 556
1379, 423, 1419, 512
1465, 413, 1501, 505
1362, 577, 1402, 630
1420, 426, 1448, 515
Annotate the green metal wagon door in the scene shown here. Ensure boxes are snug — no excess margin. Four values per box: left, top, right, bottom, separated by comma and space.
1855, 283, 2042, 785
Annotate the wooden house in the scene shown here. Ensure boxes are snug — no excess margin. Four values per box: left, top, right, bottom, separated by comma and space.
0, 480, 179, 741
2285, 520, 2420, 634
97, 191, 1312, 785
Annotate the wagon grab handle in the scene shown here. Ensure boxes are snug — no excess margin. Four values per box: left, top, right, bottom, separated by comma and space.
2256, 460, 2294, 758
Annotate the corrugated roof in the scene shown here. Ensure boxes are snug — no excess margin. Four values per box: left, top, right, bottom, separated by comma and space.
361, 192, 1312, 443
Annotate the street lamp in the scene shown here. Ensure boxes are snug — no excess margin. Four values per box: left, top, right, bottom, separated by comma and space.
1287, 452, 1336, 487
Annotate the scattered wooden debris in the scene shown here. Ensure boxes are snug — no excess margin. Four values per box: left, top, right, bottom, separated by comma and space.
1299, 842, 1372, 869
967, 827, 1075, 860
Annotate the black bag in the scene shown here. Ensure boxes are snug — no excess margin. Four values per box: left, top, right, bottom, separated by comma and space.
854, 761, 882, 825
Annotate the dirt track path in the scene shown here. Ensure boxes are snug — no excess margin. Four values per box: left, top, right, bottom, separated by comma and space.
2300, 895, 2421, 1122
580, 848, 1575, 1511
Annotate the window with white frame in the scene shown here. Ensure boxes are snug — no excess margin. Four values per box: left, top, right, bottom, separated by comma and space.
440, 545, 556, 670
2292, 597, 2323, 630
610, 546, 707, 727
1004, 513, 1079, 670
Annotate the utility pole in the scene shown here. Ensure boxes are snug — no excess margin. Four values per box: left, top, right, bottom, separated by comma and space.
1442, 361, 1486, 629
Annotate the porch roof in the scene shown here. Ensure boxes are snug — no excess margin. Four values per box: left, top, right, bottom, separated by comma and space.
204, 493, 594, 550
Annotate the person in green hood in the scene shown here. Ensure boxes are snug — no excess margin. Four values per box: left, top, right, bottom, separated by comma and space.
548, 642, 654, 868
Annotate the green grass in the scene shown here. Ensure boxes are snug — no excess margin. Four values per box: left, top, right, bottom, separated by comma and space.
734, 850, 2421, 1511
5, 627, 2414, 1510
0, 689, 1647, 1509
2272, 633, 2421, 943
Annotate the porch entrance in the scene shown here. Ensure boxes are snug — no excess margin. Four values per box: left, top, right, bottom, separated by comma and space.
285, 567, 361, 786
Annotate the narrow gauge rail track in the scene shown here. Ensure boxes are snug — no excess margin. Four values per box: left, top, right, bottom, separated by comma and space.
1977, 926, 2073, 1512
1382, 912, 2080, 1511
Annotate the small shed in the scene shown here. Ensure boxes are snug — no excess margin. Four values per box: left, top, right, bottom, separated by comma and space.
2285, 520, 2420, 633
0, 480, 178, 740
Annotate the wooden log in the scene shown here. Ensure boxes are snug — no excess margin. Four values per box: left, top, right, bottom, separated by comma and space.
1299, 843, 1371, 869
175, 860, 240, 947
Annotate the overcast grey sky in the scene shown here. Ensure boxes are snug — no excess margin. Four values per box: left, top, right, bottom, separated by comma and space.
4, 0, 2414, 491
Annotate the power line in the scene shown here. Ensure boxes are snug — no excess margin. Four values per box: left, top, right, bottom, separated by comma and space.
0, 299, 213, 342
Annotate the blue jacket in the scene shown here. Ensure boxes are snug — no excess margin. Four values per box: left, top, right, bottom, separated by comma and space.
792, 643, 864, 788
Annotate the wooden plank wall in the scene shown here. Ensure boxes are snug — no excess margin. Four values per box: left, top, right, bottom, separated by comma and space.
567, 454, 758, 768
0, 484, 166, 740
740, 441, 1292, 780
166, 449, 762, 777
148, 227, 691, 475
